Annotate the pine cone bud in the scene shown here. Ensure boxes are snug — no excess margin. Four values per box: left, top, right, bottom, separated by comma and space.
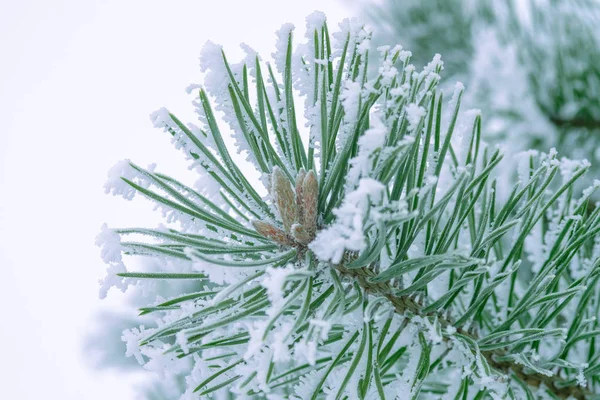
291, 223, 311, 245
295, 168, 306, 224
272, 166, 297, 233
251, 220, 294, 246
302, 170, 318, 238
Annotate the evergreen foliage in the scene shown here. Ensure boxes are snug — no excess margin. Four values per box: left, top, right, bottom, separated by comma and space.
98, 12, 600, 399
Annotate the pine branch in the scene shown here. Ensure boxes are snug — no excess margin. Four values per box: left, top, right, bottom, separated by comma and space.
97, 12, 600, 399
334, 261, 590, 400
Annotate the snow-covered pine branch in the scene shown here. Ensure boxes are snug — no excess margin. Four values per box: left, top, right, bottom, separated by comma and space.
98, 12, 600, 399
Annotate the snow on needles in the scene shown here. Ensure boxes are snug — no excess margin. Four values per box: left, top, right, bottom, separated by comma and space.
104, 159, 154, 200
94, 9, 600, 400
310, 178, 385, 264
346, 116, 387, 186
96, 224, 128, 299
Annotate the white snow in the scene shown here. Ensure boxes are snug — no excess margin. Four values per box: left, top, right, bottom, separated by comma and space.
346, 115, 387, 185
272, 23, 295, 75
103, 159, 140, 200
98, 261, 128, 299
262, 264, 295, 309
406, 103, 426, 132
310, 178, 385, 263
95, 223, 123, 264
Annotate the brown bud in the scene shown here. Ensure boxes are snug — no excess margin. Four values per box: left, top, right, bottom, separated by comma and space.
295, 168, 306, 224
251, 220, 294, 246
291, 223, 311, 245
272, 166, 297, 233
302, 170, 318, 238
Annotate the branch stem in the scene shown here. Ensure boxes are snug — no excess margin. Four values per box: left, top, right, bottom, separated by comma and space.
334, 263, 589, 400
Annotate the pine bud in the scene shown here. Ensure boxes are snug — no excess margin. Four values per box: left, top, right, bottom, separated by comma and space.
295, 168, 306, 224
251, 220, 294, 246
291, 223, 311, 245
272, 167, 297, 233
302, 170, 318, 238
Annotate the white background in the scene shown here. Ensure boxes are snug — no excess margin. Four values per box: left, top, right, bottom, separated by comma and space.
0, 1, 350, 398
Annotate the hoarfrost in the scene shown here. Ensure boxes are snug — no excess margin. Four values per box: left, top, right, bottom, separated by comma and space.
310, 178, 385, 263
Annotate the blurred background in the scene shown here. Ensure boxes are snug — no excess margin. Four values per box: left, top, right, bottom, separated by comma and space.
1, 0, 599, 398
